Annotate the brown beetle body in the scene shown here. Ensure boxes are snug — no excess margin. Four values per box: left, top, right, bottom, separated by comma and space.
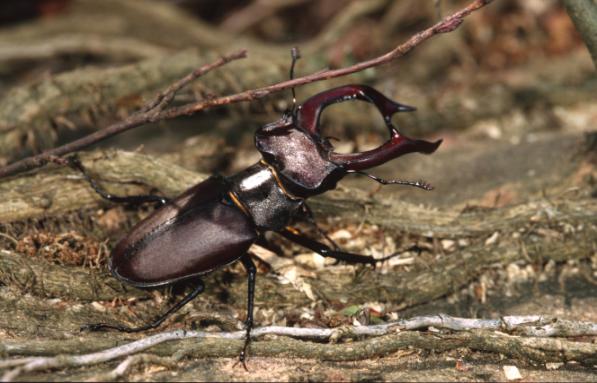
110, 176, 257, 287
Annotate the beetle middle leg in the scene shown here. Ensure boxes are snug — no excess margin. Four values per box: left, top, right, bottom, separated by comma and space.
81, 279, 204, 333
279, 227, 400, 265
68, 155, 170, 206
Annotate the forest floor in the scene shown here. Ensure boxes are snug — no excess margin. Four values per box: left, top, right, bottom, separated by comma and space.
0, 0, 595, 381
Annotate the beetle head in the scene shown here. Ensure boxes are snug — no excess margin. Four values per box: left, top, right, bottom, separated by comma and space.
255, 85, 442, 198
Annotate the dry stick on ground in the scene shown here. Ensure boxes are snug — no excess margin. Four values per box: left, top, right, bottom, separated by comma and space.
0, 0, 494, 179
0, 34, 168, 63
0, 49, 247, 177
2, 315, 596, 379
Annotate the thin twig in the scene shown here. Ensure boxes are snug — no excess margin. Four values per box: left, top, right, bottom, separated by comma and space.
139, 51, 249, 115
84, 354, 177, 382
0, 50, 247, 179
1, 314, 595, 380
0, 0, 494, 180
150, 0, 493, 117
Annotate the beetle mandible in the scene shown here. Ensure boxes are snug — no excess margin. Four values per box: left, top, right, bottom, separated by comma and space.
72, 56, 442, 365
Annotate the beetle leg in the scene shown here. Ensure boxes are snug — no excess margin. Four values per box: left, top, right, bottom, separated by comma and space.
68, 155, 169, 207
347, 170, 434, 191
279, 228, 402, 265
81, 279, 204, 333
238, 254, 257, 369
299, 203, 340, 250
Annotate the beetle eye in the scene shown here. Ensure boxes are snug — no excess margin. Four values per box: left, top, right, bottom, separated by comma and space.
260, 115, 293, 134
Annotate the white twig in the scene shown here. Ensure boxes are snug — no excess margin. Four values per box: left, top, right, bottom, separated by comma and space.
2, 314, 595, 380
84, 354, 176, 382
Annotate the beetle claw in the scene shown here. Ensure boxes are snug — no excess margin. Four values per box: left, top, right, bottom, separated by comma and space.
233, 351, 250, 371
237, 328, 252, 369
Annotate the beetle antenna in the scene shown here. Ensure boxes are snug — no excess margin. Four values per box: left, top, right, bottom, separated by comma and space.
434, 0, 443, 20
347, 170, 434, 191
289, 47, 301, 115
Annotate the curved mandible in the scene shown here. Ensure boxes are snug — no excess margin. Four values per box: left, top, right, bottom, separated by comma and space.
297, 84, 442, 171
329, 133, 442, 171
296, 84, 415, 136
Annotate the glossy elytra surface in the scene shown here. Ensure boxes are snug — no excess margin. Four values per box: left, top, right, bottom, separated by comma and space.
110, 177, 257, 287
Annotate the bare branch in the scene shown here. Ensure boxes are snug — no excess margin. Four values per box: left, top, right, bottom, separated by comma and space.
88, 354, 177, 382
0, 0, 494, 180
140, 49, 247, 115
160, 0, 494, 117
0, 50, 247, 179
2, 314, 595, 380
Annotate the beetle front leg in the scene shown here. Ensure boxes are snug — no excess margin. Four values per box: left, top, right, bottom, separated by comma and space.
68, 155, 170, 207
238, 254, 257, 368
81, 279, 204, 333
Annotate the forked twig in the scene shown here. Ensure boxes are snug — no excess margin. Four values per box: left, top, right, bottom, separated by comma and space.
0, 0, 494, 179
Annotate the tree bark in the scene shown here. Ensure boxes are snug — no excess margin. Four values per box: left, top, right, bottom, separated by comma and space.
564, 0, 597, 66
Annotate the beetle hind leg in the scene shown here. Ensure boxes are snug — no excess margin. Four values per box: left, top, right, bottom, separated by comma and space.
81, 279, 205, 333
68, 155, 170, 207
237, 254, 257, 369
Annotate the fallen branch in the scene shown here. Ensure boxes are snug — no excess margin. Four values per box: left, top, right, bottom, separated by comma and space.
0, 0, 494, 179
2, 315, 595, 380
0, 34, 168, 64
0, 50, 246, 176
0, 0, 266, 55
84, 354, 177, 382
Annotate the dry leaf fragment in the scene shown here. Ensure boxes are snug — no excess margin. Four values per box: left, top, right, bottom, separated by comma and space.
503, 365, 522, 381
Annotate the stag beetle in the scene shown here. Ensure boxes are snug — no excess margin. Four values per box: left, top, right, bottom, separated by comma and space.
71, 55, 441, 365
